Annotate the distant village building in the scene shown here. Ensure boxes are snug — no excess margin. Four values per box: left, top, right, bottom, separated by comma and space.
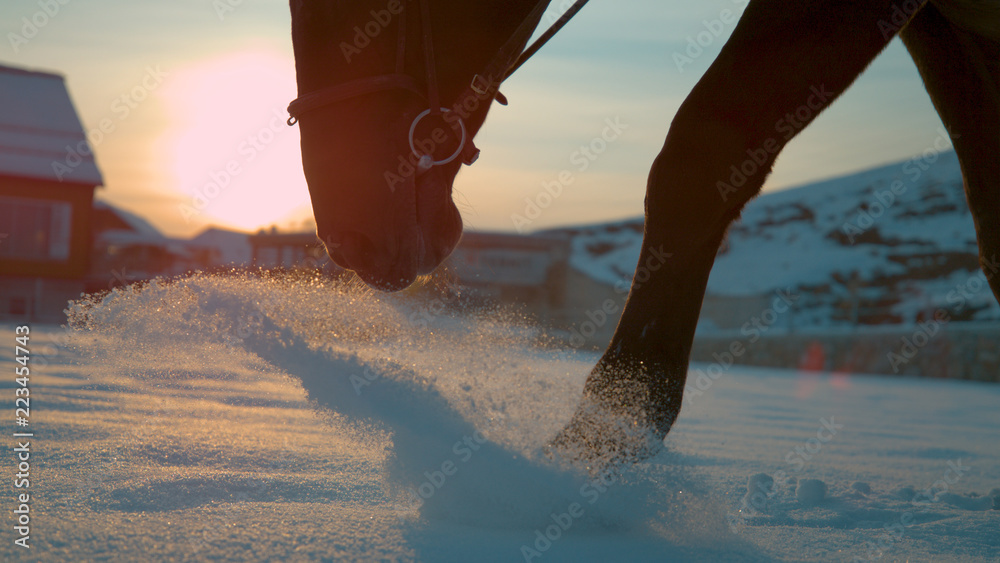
188, 227, 254, 269
88, 201, 197, 291
248, 228, 336, 272
245, 228, 572, 323
0, 63, 103, 321
446, 231, 570, 324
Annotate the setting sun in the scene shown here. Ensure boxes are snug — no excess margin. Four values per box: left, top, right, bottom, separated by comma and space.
163, 50, 311, 233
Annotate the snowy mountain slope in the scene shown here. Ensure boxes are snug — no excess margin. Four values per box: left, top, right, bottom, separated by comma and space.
545, 149, 1000, 327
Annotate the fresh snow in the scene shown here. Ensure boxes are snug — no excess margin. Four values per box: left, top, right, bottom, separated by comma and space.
5, 273, 997, 562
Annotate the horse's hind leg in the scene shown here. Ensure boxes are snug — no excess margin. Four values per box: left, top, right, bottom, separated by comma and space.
901, 3, 1000, 303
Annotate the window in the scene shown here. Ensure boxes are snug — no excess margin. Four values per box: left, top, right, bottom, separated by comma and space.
0, 196, 72, 261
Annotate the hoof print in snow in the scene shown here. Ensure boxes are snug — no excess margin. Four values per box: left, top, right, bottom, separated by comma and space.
892, 486, 917, 502
796, 479, 827, 506
744, 473, 774, 512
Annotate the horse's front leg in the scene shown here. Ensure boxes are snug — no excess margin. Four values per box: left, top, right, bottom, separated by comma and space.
548, 109, 763, 467
550, 0, 907, 469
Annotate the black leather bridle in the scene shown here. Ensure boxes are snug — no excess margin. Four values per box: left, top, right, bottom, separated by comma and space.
286, 0, 589, 172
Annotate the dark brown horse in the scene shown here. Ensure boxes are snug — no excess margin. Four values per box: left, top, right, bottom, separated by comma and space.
288, 0, 1000, 467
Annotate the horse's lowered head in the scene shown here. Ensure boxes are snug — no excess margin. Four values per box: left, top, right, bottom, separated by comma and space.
288, 0, 550, 290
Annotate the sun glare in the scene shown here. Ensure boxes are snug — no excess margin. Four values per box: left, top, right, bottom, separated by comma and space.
163, 50, 311, 233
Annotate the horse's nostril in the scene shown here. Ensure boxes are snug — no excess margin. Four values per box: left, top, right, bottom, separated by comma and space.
323, 232, 372, 269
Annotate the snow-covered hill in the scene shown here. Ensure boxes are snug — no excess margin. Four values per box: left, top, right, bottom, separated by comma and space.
546, 149, 1000, 328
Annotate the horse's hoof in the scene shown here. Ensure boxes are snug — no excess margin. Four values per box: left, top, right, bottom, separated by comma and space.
544, 399, 665, 475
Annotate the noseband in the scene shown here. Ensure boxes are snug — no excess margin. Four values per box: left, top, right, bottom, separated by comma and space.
286, 0, 589, 172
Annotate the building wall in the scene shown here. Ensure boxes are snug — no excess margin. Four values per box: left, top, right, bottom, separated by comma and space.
446, 232, 571, 326
0, 276, 85, 322
0, 175, 95, 279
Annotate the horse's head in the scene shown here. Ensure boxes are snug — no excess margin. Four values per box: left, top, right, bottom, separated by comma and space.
288, 0, 548, 290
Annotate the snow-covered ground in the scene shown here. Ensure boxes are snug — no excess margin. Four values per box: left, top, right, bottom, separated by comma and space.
3, 274, 998, 562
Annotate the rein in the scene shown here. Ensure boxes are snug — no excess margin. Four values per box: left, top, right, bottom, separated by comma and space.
286, 0, 589, 170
